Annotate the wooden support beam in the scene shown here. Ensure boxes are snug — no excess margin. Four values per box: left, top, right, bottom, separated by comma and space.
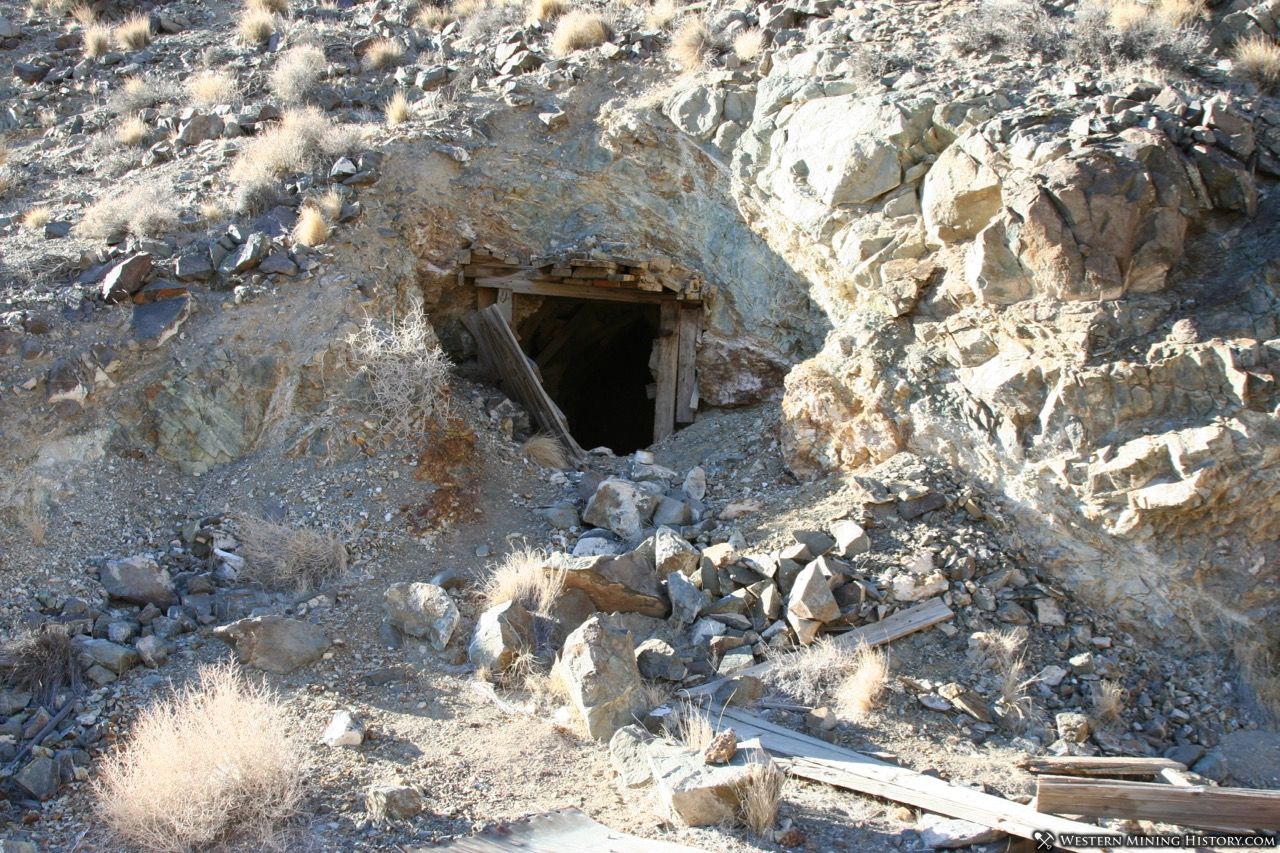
476, 275, 681, 304
1017, 756, 1189, 778
675, 305, 700, 424
653, 301, 678, 442
1034, 775, 1280, 832
683, 598, 953, 699
495, 288, 513, 325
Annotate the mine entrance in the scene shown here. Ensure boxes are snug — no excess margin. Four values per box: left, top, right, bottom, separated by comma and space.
461, 248, 702, 460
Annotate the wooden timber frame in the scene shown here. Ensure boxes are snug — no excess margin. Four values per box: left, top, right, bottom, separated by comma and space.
460, 245, 704, 446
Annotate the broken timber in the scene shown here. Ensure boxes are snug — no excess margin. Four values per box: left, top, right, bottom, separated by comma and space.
683, 597, 954, 700
464, 305, 586, 463
1034, 775, 1280, 832
1017, 755, 1189, 777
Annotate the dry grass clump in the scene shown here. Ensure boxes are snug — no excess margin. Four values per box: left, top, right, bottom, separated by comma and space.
416, 3, 456, 29
316, 186, 344, 221
833, 643, 887, 720
21, 205, 52, 231
363, 37, 404, 70
269, 44, 326, 104
522, 434, 567, 469
550, 10, 610, 55
239, 8, 276, 45
385, 89, 411, 125
1233, 35, 1280, 90
0, 623, 77, 702
767, 638, 858, 705
1156, 0, 1205, 26
116, 114, 148, 146
675, 700, 715, 750
292, 203, 329, 246
1238, 640, 1280, 724
236, 516, 347, 592
84, 24, 111, 58
249, 0, 289, 13
482, 547, 564, 614
732, 27, 764, 61
735, 754, 785, 835
108, 75, 175, 114
94, 662, 310, 852
668, 17, 712, 71
645, 0, 677, 30
1091, 679, 1125, 727
76, 186, 178, 240
971, 627, 1040, 731
200, 200, 228, 221
187, 70, 237, 106
526, 0, 568, 24
230, 107, 359, 211
113, 13, 152, 50
346, 308, 453, 437
70, 2, 96, 25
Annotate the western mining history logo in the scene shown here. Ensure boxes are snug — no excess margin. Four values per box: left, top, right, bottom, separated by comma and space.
1031, 830, 1277, 849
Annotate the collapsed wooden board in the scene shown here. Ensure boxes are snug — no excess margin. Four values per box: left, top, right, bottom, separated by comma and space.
411, 807, 709, 852
1035, 774, 1280, 832
721, 708, 1140, 853
1018, 755, 1189, 777
683, 597, 954, 699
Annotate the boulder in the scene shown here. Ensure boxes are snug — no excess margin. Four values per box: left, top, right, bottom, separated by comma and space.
366, 784, 423, 821
561, 548, 668, 617
635, 638, 687, 681
15, 756, 59, 801
786, 562, 840, 623
101, 555, 177, 608
382, 582, 459, 650
99, 254, 153, 303
653, 527, 698, 576
609, 724, 656, 787
212, 616, 330, 674
830, 519, 870, 557
76, 638, 138, 675
921, 134, 1002, 244
131, 294, 190, 349
468, 600, 533, 672
560, 615, 648, 740
667, 569, 707, 625
665, 86, 725, 140
645, 739, 770, 826
583, 478, 658, 541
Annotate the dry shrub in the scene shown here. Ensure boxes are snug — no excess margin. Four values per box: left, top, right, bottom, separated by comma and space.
385, 89, 410, 125
0, 623, 77, 702
1233, 35, 1280, 90
416, 4, 456, 29
675, 700, 714, 750
482, 547, 564, 614
269, 44, 326, 104
187, 70, 237, 106
668, 17, 712, 71
108, 75, 175, 114
236, 515, 347, 592
230, 107, 359, 212
200, 199, 228, 221
645, 0, 676, 30
292, 203, 329, 246
767, 638, 858, 705
71, 1, 95, 25
77, 186, 178, 240
317, 187, 344, 221
522, 434, 567, 469
1238, 640, 1280, 724
971, 628, 1040, 731
1091, 679, 1125, 727
363, 37, 404, 70
1156, 0, 1204, 26
550, 10, 610, 55
239, 8, 276, 45
527, 0, 567, 24
346, 308, 453, 437
735, 754, 785, 835
833, 643, 887, 720
1106, 0, 1147, 31
249, 0, 289, 13
21, 205, 52, 230
732, 27, 764, 61
94, 662, 309, 852
84, 24, 111, 57
116, 114, 148, 146
113, 13, 152, 50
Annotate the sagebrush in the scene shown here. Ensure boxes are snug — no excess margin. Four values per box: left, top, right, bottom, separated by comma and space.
76, 186, 179, 240
230, 107, 359, 211
236, 515, 347, 592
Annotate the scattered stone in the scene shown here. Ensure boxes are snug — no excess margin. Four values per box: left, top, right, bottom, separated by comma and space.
383, 582, 459, 651
212, 616, 330, 674
559, 615, 648, 740
1055, 712, 1091, 744
609, 724, 655, 787
101, 555, 177, 608
76, 638, 138, 675
583, 478, 658, 540
917, 813, 1004, 848
636, 638, 687, 681
667, 569, 707, 626
468, 600, 534, 672
134, 634, 168, 667
322, 709, 365, 747
830, 519, 870, 557
15, 756, 59, 801
366, 783, 423, 821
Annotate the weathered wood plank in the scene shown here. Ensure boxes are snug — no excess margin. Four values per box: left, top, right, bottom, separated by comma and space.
495, 289, 513, 325
675, 305, 699, 424
475, 276, 682, 304
683, 598, 953, 699
725, 710, 1130, 852
1017, 756, 1188, 777
653, 301, 678, 442
1035, 775, 1280, 831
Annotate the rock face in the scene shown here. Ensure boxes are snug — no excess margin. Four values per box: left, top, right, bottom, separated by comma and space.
213, 616, 330, 673
383, 582, 459, 650
100, 556, 178, 608
559, 615, 648, 740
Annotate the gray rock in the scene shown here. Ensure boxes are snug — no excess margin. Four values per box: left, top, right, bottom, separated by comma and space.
1191, 750, 1230, 783
321, 709, 364, 747
134, 634, 168, 667
665, 86, 725, 140
830, 519, 870, 557
583, 478, 658, 540
792, 529, 835, 557
219, 232, 271, 276
382, 582, 459, 650
175, 110, 224, 146
15, 756, 59, 801
175, 251, 213, 281
76, 638, 138, 675
101, 555, 177, 608
786, 561, 840, 623
212, 616, 330, 673
667, 569, 707, 625
682, 466, 706, 501
645, 739, 772, 826
653, 526, 698, 576
635, 638, 687, 681
99, 254, 152, 303
562, 547, 668, 617
652, 495, 694, 527
538, 501, 580, 530
258, 252, 298, 276
0, 687, 31, 716
560, 615, 648, 740
608, 724, 655, 787
366, 784, 423, 821
0, 16, 18, 38
468, 599, 533, 672
917, 813, 1004, 848
131, 294, 190, 349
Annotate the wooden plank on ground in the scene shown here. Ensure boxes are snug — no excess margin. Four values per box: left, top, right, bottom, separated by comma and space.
675, 305, 699, 423
476, 275, 681, 305
1017, 756, 1188, 777
1034, 775, 1280, 831
683, 598, 953, 699
653, 301, 678, 442
723, 709, 1129, 852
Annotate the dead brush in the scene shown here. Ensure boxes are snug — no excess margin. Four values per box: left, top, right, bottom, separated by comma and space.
674, 699, 715, 750
550, 9, 610, 55
235, 515, 348, 592
481, 547, 564, 614
70, 1, 95, 25
115, 114, 148, 146
362, 37, 404, 70
291, 202, 329, 246
238, 7, 276, 46
668, 17, 714, 71
93, 661, 310, 853
269, 44, 326, 104
0, 623, 78, 703
766, 638, 858, 706
1091, 679, 1125, 728
973, 628, 1042, 732
317, 187, 344, 221
385, 89, 411, 125
21, 205, 52, 231
76, 186, 178, 240
187, 70, 237, 106
645, 0, 677, 30
84, 24, 111, 58
416, 3, 456, 29
1233, 35, 1280, 91
833, 643, 888, 721
522, 433, 567, 470
249, 0, 289, 13
230, 107, 360, 212
732, 27, 764, 61
526, 0, 567, 24
113, 13, 152, 50
735, 753, 785, 835
345, 308, 453, 438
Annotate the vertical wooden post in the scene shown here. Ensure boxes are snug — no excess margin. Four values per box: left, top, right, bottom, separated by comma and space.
495, 288, 513, 325
653, 301, 679, 442
675, 305, 700, 424
476, 287, 496, 310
